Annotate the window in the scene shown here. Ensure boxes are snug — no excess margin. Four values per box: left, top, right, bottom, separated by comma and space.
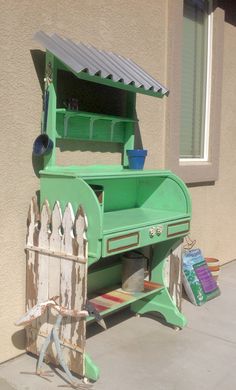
180, 0, 212, 160
165, 1, 223, 183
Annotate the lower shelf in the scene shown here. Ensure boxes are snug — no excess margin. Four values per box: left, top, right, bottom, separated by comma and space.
87, 280, 163, 321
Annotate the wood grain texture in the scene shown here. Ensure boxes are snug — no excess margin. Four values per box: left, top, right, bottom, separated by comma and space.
37, 201, 51, 354
164, 241, 183, 311
70, 206, 87, 374
25, 199, 87, 376
25, 197, 39, 355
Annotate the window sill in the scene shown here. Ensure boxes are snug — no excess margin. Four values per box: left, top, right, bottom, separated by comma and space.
175, 160, 219, 184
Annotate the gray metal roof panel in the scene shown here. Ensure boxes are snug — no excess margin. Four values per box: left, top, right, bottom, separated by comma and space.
34, 31, 169, 96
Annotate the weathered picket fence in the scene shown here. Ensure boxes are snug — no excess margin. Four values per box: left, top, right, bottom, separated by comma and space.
25, 197, 87, 376
164, 243, 183, 312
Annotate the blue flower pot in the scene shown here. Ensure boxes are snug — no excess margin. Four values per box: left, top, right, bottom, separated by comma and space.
127, 149, 147, 170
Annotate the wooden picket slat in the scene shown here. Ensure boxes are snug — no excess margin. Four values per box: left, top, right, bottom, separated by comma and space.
37, 200, 51, 354
25, 197, 39, 355
25, 198, 88, 377
164, 241, 183, 311
69, 206, 87, 374
169, 244, 183, 311
60, 204, 75, 347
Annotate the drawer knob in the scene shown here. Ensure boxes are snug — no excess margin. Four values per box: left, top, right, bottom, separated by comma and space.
156, 226, 163, 236
149, 227, 156, 238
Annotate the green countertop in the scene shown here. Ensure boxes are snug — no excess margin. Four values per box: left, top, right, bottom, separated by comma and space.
40, 165, 172, 179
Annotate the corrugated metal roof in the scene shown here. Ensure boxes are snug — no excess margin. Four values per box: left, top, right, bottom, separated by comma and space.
34, 31, 169, 97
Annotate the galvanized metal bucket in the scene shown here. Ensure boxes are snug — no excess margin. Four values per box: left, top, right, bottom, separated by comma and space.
122, 251, 145, 292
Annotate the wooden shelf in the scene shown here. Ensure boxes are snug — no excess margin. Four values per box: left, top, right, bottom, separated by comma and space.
103, 207, 188, 234
56, 108, 136, 123
56, 108, 136, 143
87, 280, 163, 321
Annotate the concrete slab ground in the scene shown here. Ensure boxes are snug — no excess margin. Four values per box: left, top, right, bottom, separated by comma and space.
0, 261, 235, 390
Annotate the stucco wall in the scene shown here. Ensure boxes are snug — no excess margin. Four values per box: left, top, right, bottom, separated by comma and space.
0, 0, 235, 364
0, 0, 167, 364
187, 6, 236, 263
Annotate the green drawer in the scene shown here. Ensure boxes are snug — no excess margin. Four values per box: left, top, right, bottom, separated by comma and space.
102, 219, 190, 256
104, 232, 140, 255
167, 221, 190, 237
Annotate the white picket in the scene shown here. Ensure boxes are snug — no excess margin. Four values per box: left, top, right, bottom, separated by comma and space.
70, 206, 88, 373
165, 241, 183, 311
60, 203, 74, 344
25, 197, 39, 355
25, 198, 88, 376
37, 200, 51, 346
49, 201, 62, 300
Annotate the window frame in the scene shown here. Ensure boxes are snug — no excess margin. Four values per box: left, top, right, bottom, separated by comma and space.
165, 0, 224, 183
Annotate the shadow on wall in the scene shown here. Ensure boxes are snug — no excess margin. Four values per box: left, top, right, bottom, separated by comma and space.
11, 329, 26, 351
217, 0, 236, 26
30, 49, 45, 93
30, 50, 45, 177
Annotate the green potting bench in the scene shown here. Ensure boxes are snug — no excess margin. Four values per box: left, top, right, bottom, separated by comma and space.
35, 32, 191, 382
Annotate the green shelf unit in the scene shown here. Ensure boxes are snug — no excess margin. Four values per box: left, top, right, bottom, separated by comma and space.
56, 108, 136, 144
35, 40, 192, 381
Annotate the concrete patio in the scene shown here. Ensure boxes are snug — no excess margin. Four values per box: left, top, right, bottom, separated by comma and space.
0, 261, 235, 390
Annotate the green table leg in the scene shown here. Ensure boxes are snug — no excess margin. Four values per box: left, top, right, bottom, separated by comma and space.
85, 353, 100, 382
131, 287, 187, 328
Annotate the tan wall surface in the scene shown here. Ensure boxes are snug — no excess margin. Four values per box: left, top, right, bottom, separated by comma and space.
187, 8, 236, 264
0, 0, 167, 363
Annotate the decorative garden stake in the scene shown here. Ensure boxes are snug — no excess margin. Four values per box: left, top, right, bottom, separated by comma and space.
16, 297, 89, 388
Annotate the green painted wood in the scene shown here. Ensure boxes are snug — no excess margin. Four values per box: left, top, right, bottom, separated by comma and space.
88, 262, 122, 295
40, 166, 172, 178
131, 240, 187, 328
40, 171, 191, 263
167, 221, 190, 236
40, 175, 103, 263
103, 209, 188, 233
131, 288, 187, 328
123, 122, 135, 166
43, 52, 57, 168
85, 353, 100, 381
56, 109, 135, 144
123, 93, 136, 166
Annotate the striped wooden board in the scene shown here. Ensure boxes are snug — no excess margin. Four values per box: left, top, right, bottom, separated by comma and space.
89, 281, 162, 313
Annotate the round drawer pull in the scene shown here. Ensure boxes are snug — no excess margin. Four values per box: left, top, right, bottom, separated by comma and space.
149, 227, 156, 238
156, 226, 163, 236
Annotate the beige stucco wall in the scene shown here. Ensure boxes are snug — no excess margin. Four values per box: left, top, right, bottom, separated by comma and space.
0, 0, 235, 364
186, 7, 236, 264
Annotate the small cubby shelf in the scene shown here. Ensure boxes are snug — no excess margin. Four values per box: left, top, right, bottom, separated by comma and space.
87, 280, 164, 322
56, 108, 136, 143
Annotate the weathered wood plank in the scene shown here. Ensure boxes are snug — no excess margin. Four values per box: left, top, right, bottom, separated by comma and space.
168, 241, 183, 311
37, 201, 51, 351
47, 201, 62, 363
70, 206, 88, 375
25, 198, 88, 376
25, 245, 86, 263
25, 197, 39, 355
60, 203, 74, 346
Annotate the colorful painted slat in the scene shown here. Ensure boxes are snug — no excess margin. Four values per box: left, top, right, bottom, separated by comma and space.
89, 280, 163, 315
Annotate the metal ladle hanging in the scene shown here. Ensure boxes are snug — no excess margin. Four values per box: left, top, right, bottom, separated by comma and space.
33, 88, 54, 156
